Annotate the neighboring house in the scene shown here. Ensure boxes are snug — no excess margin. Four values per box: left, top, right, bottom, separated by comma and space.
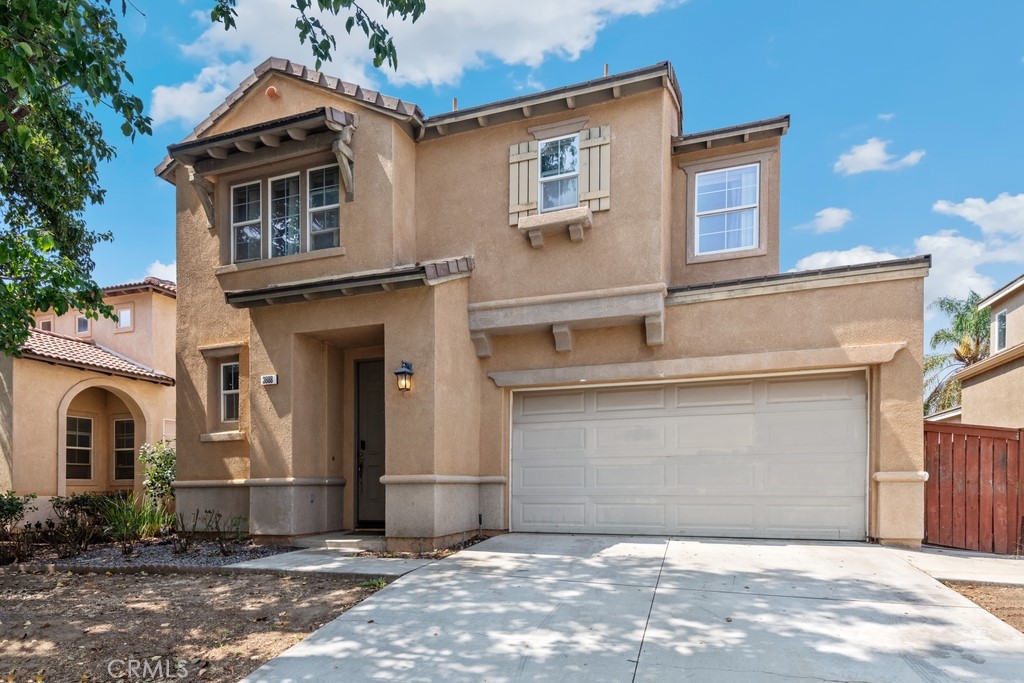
157, 58, 929, 549
957, 273, 1024, 428
0, 278, 176, 507
924, 406, 962, 424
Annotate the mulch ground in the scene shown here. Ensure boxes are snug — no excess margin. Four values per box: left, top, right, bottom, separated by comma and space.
946, 582, 1024, 633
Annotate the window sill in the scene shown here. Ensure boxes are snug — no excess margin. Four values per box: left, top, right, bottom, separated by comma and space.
200, 430, 246, 443
517, 206, 593, 248
686, 244, 766, 265
215, 245, 347, 275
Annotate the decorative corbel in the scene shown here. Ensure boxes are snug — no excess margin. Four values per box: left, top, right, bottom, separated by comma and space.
187, 166, 216, 229
331, 124, 356, 202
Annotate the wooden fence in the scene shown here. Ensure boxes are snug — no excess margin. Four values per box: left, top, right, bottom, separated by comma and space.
924, 422, 1022, 554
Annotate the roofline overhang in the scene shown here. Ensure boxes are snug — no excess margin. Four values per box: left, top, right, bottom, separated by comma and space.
103, 283, 176, 299
224, 257, 474, 309
419, 62, 682, 142
19, 353, 176, 386
977, 273, 1024, 310
672, 115, 790, 155
957, 341, 1024, 382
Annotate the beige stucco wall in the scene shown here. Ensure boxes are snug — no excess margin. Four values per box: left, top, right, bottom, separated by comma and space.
6, 360, 174, 497
961, 355, 1024, 428
989, 288, 1024, 350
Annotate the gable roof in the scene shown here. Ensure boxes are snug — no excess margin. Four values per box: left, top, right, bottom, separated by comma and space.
978, 272, 1024, 310
103, 276, 177, 299
19, 329, 174, 385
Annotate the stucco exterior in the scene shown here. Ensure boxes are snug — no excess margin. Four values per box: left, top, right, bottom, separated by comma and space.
0, 283, 176, 513
161, 59, 928, 548
958, 274, 1024, 428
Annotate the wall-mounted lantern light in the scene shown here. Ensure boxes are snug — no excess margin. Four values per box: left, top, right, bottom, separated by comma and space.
394, 361, 414, 392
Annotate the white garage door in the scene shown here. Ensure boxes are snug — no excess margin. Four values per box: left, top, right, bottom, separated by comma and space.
511, 372, 867, 540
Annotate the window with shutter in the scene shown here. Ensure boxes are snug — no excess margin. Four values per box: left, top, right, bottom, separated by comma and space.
508, 124, 611, 226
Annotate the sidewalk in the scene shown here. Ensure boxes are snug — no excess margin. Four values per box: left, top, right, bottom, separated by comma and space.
886, 544, 1024, 585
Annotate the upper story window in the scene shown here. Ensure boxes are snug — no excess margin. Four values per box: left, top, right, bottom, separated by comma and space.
35, 315, 53, 331
539, 134, 580, 213
230, 164, 342, 264
694, 163, 760, 255
75, 315, 91, 336
114, 304, 134, 333
995, 310, 1007, 352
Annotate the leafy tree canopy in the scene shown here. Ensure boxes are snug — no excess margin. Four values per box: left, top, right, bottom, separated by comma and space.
0, 0, 424, 355
924, 290, 990, 415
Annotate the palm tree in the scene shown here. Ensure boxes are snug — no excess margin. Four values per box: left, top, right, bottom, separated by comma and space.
924, 291, 990, 414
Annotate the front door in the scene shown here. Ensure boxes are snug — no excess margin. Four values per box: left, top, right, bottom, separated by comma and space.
356, 360, 386, 526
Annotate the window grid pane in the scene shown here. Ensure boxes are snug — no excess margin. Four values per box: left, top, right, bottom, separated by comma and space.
271, 176, 301, 257
997, 313, 1007, 350
695, 164, 759, 255
232, 183, 262, 262
66, 417, 92, 480
114, 419, 135, 481
539, 135, 580, 213
222, 362, 240, 422
309, 166, 341, 250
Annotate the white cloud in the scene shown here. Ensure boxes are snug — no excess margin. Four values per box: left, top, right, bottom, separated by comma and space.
913, 231, 996, 314
153, 0, 680, 123
833, 137, 925, 175
877, 113, 894, 121
798, 207, 853, 234
932, 192, 1024, 237
793, 245, 898, 271
146, 260, 177, 282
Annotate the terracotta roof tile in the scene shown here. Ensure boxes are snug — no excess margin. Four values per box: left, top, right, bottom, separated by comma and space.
103, 277, 177, 298
20, 329, 174, 385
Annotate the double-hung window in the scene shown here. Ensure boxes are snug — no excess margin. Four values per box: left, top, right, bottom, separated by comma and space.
270, 174, 301, 258
66, 416, 93, 480
309, 165, 341, 250
996, 310, 1007, 352
232, 182, 262, 262
539, 134, 580, 213
113, 419, 135, 481
221, 362, 240, 423
694, 163, 759, 255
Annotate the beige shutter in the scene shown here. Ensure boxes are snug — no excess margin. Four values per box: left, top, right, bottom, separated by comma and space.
578, 124, 611, 212
509, 140, 538, 225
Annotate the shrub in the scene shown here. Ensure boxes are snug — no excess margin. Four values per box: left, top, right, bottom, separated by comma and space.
100, 494, 173, 556
0, 491, 36, 534
138, 440, 176, 507
0, 491, 37, 563
46, 492, 107, 557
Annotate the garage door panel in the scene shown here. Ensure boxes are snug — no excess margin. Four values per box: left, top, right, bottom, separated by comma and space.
512, 373, 867, 540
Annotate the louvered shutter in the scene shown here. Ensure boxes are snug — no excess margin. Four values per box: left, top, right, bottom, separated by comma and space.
579, 125, 611, 211
508, 140, 538, 225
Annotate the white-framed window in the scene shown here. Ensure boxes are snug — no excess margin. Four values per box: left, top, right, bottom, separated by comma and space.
115, 304, 134, 332
538, 134, 580, 213
995, 310, 1007, 352
75, 315, 91, 336
231, 181, 262, 262
66, 416, 93, 480
221, 361, 240, 423
694, 163, 760, 255
113, 418, 135, 481
36, 315, 53, 331
308, 164, 341, 250
270, 173, 301, 258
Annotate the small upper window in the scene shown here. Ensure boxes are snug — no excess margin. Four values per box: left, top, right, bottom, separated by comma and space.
115, 305, 133, 332
75, 315, 91, 336
232, 182, 262, 262
309, 165, 341, 250
995, 310, 1007, 352
694, 163, 759, 255
36, 316, 53, 332
539, 134, 579, 213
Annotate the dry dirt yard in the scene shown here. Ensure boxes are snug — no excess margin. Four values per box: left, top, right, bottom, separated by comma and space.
0, 570, 386, 682
947, 582, 1024, 633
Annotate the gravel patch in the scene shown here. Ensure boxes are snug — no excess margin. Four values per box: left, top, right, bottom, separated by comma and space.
18, 539, 298, 570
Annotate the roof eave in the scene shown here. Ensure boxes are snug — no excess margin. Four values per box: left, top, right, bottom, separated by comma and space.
19, 353, 175, 386
977, 273, 1024, 310
957, 342, 1024, 381
672, 115, 791, 155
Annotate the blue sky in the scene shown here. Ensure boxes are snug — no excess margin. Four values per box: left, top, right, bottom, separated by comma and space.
86, 0, 1024, 339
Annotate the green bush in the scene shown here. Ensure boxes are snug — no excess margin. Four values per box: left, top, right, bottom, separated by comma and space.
0, 491, 36, 534
138, 440, 176, 506
47, 492, 107, 557
99, 494, 173, 556
0, 491, 37, 564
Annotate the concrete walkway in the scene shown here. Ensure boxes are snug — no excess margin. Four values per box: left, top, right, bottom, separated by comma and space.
229, 548, 433, 576
887, 544, 1024, 586
240, 535, 1024, 682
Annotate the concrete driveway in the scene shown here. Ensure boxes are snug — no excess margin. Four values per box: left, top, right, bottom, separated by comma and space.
242, 534, 1024, 682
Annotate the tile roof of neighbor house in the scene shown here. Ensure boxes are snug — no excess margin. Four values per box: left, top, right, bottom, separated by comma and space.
103, 276, 177, 298
19, 329, 174, 385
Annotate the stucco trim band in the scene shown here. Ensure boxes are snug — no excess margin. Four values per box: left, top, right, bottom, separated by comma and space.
379, 475, 507, 485
872, 471, 929, 483
199, 430, 246, 442
488, 342, 906, 387
173, 477, 346, 488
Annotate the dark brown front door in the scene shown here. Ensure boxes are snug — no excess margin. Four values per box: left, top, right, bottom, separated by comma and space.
356, 360, 385, 526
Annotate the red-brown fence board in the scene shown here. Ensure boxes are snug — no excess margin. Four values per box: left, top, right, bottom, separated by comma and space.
924, 423, 1021, 554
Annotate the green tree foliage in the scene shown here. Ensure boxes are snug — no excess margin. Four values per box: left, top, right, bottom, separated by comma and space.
138, 439, 176, 506
924, 291, 990, 414
0, 0, 425, 355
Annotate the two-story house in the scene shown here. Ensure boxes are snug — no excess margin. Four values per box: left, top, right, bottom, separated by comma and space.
0, 277, 176, 509
158, 59, 929, 549
956, 273, 1024, 428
